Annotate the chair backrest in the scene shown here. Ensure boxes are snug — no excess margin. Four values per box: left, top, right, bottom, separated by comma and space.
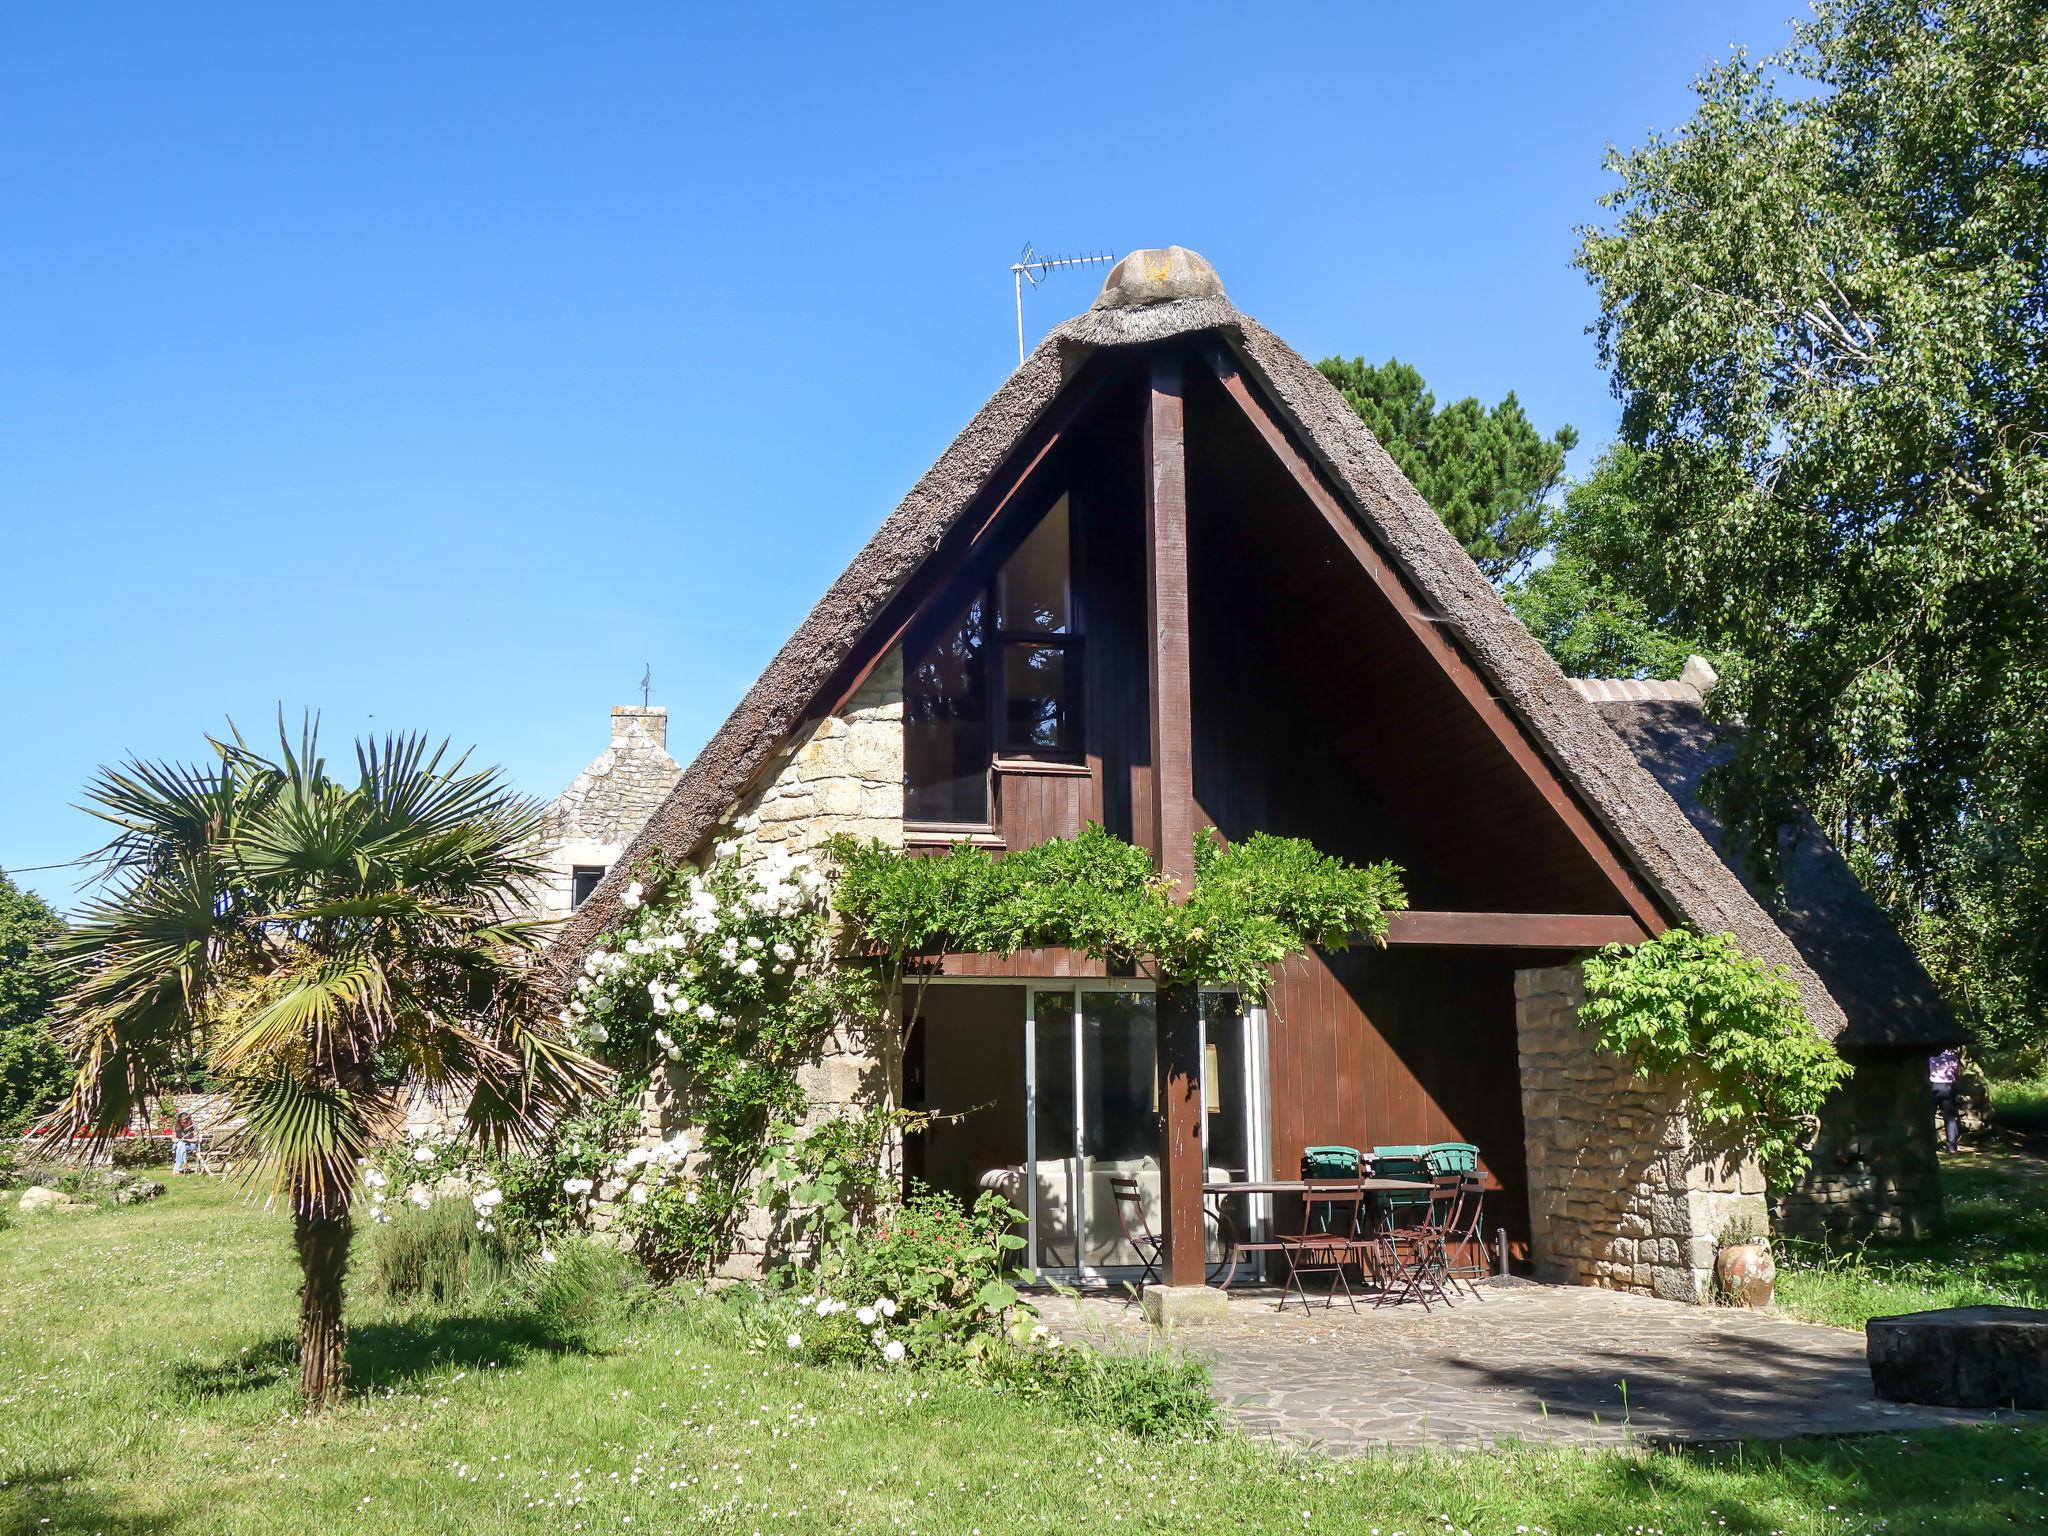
1422, 1142, 1480, 1175
1108, 1174, 1153, 1246
1371, 1148, 1433, 1225
1300, 1146, 1360, 1180
1424, 1171, 1466, 1234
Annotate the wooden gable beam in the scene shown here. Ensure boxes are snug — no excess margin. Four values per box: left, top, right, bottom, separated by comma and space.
1193, 337, 1669, 936
1384, 911, 1648, 948
812, 360, 1114, 722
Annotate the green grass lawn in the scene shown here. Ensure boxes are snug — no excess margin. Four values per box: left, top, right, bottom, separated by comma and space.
5, 1180, 2047, 1535
1776, 1148, 2048, 1330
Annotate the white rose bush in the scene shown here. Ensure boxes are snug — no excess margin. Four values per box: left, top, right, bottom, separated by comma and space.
563, 844, 874, 1276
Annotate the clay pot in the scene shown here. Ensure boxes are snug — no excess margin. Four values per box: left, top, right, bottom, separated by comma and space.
1716, 1242, 1777, 1307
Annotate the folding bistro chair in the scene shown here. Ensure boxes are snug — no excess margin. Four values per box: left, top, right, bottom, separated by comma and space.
1372, 1171, 1465, 1310
1108, 1174, 1163, 1291
1419, 1144, 1487, 1289
1276, 1176, 1370, 1313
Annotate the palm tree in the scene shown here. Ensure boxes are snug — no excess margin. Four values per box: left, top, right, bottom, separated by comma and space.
45, 719, 608, 1405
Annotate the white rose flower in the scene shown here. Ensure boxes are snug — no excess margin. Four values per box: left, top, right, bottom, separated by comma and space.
877, 1297, 897, 1318
773, 942, 796, 962
696, 1002, 716, 1022
586, 1022, 609, 1042
881, 1339, 906, 1363
855, 1305, 876, 1326
621, 881, 644, 910
737, 957, 759, 977
629, 1184, 649, 1206
411, 1146, 435, 1164
785, 1332, 803, 1350
409, 1186, 432, 1210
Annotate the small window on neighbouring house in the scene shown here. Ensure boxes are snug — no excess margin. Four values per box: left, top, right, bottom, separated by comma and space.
571, 866, 606, 909
903, 494, 1079, 826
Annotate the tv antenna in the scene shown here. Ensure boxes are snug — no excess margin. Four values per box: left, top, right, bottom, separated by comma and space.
1010, 244, 1116, 366
640, 663, 651, 708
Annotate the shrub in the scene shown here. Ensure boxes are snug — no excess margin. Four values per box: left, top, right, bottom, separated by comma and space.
365, 1197, 520, 1306
505, 1239, 648, 1342
1581, 927, 1853, 1180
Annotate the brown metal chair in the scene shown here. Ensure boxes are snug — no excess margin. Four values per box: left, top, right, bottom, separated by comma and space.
1276, 1178, 1370, 1313
1442, 1173, 1489, 1296
1108, 1174, 1163, 1290
1372, 1172, 1465, 1309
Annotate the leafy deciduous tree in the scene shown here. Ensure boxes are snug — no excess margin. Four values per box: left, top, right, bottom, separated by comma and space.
1574, 0, 2048, 1046
0, 870, 67, 1137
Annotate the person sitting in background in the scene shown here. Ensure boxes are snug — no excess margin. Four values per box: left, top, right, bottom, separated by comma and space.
1928, 1048, 1962, 1155
171, 1110, 198, 1174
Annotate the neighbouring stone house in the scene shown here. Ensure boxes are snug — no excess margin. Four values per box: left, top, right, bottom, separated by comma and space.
530, 705, 682, 924
547, 247, 1960, 1300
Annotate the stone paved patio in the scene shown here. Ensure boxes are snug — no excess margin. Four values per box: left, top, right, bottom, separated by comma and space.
1035, 1279, 2026, 1450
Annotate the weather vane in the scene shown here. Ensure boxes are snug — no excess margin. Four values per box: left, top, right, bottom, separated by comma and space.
1009, 244, 1116, 366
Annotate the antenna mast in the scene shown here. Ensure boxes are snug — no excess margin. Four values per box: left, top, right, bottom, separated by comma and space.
1009, 244, 1116, 366
640, 663, 651, 708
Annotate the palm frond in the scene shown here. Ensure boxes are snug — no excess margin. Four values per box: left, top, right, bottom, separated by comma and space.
212, 952, 391, 1076
230, 1067, 386, 1215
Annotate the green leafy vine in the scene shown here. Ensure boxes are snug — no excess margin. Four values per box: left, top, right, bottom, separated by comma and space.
1580, 927, 1852, 1182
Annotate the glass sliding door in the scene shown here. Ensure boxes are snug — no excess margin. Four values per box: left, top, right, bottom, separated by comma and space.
1027, 989, 1079, 1273
918, 980, 1268, 1284
1079, 991, 1158, 1269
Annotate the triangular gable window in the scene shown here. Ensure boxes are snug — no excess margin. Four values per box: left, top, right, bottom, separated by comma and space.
905, 494, 1077, 826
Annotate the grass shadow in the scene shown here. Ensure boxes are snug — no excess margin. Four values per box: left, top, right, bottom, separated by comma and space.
0, 1460, 176, 1535
167, 1305, 602, 1400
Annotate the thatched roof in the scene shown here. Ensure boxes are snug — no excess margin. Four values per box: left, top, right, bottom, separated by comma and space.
546, 259, 1883, 1045
1590, 690, 1961, 1052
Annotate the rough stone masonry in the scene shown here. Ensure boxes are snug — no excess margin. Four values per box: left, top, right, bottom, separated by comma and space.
1516, 963, 1768, 1301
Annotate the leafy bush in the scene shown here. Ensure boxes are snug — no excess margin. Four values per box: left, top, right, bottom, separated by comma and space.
1581, 927, 1853, 1180
980, 1340, 1220, 1440
365, 1197, 520, 1306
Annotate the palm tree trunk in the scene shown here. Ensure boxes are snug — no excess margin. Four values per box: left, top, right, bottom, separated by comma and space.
293, 1202, 353, 1406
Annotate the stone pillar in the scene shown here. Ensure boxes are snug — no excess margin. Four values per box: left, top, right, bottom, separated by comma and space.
1515, 963, 1768, 1302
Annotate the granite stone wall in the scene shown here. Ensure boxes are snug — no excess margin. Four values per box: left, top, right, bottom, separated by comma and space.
1516, 963, 1768, 1302
639, 651, 908, 1277
1774, 1052, 1942, 1240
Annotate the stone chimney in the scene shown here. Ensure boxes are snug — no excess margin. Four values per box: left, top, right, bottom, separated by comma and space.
610, 705, 667, 751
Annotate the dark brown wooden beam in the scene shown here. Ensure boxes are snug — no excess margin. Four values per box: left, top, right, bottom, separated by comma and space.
1193, 338, 1669, 936
1382, 911, 1649, 949
1144, 347, 1206, 1291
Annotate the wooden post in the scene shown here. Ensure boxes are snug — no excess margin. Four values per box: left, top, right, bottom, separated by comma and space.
1144, 348, 1206, 1289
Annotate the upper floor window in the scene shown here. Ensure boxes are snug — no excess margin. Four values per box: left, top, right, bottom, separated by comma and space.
571, 865, 606, 909
905, 495, 1078, 825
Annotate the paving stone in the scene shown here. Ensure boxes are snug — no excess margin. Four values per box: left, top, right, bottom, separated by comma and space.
1032, 1279, 2038, 1451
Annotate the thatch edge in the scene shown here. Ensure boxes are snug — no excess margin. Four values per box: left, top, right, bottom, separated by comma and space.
544, 294, 1850, 1041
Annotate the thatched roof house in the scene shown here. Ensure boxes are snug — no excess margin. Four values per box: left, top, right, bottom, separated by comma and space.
560, 248, 1954, 1288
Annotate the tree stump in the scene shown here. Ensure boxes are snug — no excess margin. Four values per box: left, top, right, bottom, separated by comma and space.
1866, 1306, 2048, 1409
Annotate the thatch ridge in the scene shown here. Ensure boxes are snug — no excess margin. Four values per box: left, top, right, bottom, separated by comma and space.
545, 288, 1856, 1041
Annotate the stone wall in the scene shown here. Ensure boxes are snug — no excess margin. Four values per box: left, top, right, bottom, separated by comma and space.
644, 651, 908, 1277
1775, 1051, 1942, 1240
1516, 963, 1768, 1302
531, 706, 682, 922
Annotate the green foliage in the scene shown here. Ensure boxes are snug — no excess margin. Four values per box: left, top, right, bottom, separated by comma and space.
1581, 929, 1853, 1181
746, 1186, 1029, 1369
979, 1340, 1220, 1440
1504, 448, 1718, 681
501, 1238, 649, 1342
0, 870, 67, 1137
44, 718, 607, 1403
1315, 355, 1578, 581
833, 823, 1405, 1002
568, 843, 881, 1276
1574, 0, 2048, 1048
759, 1105, 924, 1264
364, 1195, 520, 1306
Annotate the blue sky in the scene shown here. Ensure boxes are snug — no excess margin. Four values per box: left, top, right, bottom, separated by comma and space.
0, 3, 1801, 910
